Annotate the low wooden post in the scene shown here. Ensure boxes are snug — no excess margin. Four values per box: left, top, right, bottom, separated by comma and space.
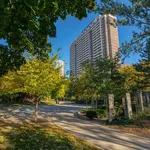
137, 92, 144, 112
145, 93, 150, 107
122, 97, 127, 118
108, 94, 115, 123
34, 99, 39, 122
125, 93, 132, 119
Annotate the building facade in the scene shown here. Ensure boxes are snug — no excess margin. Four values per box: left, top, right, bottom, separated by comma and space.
70, 14, 119, 76
56, 60, 65, 76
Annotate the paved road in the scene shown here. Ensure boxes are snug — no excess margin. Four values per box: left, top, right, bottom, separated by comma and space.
1, 103, 150, 150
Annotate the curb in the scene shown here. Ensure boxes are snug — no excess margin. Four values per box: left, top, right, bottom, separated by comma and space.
76, 111, 107, 125
76, 111, 91, 120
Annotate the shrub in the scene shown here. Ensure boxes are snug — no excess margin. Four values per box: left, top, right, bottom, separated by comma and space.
132, 108, 150, 126
98, 105, 106, 109
108, 117, 133, 125
109, 108, 150, 126
96, 109, 107, 118
86, 110, 97, 119
115, 103, 124, 117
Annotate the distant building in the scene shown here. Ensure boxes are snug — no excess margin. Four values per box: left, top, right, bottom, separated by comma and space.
56, 60, 65, 76
70, 14, 119, 76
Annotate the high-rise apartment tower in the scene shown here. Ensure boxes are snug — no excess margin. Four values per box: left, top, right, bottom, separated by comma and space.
56, 60, 65, 76
70, 14, 119, 76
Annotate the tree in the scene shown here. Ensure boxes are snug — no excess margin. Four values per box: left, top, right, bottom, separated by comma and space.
77, 64, 97, 104
96, 0, 150, 58
140, 38, 150, 62
0, 45, 26, 77
68, 56, 124, 110
0, 57, 64, 122
134, 62, 150, 92
52, 77, 69, 102
91, 56, 124, 97
119, 65, 146, 93
0, 0, 95, 76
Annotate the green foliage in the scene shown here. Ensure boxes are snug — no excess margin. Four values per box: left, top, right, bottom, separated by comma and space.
86, 110, 97, 119
132, 108, 150, 126
0, 56, 68, 102
119, 65, 146, 93
0, 45, 26, 77
52, 77, 69, 99
0, 57, 59, 98
0, 0, 95, 76
109, 108, 150, 126
91, 56, 124, 97
134, 62, 150, 92
140, 38, 150, 62
85, 108, 107, 119
97, 0, 150, 58
40, 96, 56, 105
96, 109, 107, 119
68, 56, 125, 101
108, 117, 133, 125
115, 103, 124, 118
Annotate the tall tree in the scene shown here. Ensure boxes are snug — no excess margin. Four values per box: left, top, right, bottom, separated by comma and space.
140, 38, 150, 62
119, 65, 146, 93
134, 62, 150, 91
96, 0, 150, 58
0, 57, 65, 122
68, 56, 124, 105
0, 0, 96, 76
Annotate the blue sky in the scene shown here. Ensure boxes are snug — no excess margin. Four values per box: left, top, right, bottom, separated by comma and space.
50, 12, 140, 72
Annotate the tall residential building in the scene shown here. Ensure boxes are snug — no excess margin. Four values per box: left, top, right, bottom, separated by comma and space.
70, 14, 119, 76
56, 60, 65, 76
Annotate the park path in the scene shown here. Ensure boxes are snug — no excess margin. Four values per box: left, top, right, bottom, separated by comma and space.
0, 103, 150, 150
51, 104, 150, 150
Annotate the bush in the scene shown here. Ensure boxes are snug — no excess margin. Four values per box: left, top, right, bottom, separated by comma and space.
96, 109, 107, 118
108, 117, 133, 125
98, 105, 106, 109
132, 108, 150, 126
109, 108, 150, 126
115, 102, 124, 117
86, 110, 97, 119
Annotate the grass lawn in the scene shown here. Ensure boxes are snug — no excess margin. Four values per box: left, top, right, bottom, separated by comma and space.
0, 123, 100, 150
40, 99, 56, 105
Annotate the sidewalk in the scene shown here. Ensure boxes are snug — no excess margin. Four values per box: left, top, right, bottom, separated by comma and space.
52, 112, 150, 150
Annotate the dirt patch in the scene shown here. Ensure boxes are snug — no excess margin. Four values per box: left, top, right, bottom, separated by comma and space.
108, 119, 150, 138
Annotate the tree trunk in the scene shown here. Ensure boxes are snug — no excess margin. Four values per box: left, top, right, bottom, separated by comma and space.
34, 98, 39, 122
145, 93, 150, 107
86, 99, 88, 110
91, 99, 94, 109
96, 99, 98, 110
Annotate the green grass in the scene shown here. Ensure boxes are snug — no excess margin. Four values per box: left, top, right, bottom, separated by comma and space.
40, 99, 56, 105
0, 98, 56, 108
0, 123, 99, 150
